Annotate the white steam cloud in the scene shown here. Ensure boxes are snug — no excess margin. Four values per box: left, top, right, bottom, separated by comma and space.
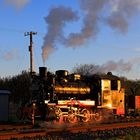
42, 0, 140, 63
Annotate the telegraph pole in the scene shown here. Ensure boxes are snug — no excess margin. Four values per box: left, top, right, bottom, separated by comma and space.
24, 31, 37, 75
25, 31, 37, 126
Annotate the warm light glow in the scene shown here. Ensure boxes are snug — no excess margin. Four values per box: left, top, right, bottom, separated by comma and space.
44, 100, 49, 104
55, 86, 90, 94
106, 103, 112, 108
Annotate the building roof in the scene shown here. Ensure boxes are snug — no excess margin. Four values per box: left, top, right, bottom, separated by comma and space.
0, 90, 11, 95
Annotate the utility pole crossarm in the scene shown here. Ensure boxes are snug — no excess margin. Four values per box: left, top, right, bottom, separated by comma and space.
24, 31, 37, 74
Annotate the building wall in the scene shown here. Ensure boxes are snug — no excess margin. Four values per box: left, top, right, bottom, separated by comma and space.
0, 94, 9, 121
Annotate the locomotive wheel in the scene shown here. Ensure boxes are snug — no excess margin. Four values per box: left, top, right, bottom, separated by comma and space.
68, 109, 77, 123
56, 108, 67, 123
80, 108, 90, 122
94, 110, 102, 122
55, 107, 62, 120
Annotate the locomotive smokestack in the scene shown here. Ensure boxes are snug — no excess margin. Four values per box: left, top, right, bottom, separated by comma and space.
39, 67, 47, 78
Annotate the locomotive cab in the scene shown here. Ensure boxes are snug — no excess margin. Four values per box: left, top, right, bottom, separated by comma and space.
96, 72, 125, 116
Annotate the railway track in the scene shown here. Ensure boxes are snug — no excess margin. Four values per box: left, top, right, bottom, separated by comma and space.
1, 121, 140, 140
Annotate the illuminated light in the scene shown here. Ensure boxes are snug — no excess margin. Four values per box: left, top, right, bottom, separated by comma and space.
106, 103, 112, 108
74, 74, 81, 80
58, 100, 70, 104
54, 86, 90, 94
44, 100, 49, 104
57, 100, 95, 107
79, 100, 95, 106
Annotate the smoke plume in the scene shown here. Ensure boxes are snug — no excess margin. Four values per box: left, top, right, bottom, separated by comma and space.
98, 59, 132, 74
98, 57, 140, 74
106, 0, 140, 33
42, 0, 140, 63
65, 0, 107, 47
4, 0, 31, 9
73, 58, 138, 76
42, 6, 78, 64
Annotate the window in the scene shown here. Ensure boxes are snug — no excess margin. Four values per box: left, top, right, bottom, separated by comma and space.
111, 80, 118, 90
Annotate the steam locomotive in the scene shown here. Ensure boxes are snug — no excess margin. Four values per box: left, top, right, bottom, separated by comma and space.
17, 67, 125, 123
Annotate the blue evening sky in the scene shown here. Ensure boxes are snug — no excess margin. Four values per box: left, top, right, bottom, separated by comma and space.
0, 0, 140, 80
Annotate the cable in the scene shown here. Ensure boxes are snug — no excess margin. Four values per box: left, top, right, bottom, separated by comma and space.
0, 27, 46, 36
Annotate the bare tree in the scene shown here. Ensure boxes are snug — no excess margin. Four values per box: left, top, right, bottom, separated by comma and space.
72, 64, 102, 76
124, 80, 140, 96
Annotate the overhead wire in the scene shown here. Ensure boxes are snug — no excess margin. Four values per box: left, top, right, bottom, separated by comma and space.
0, 27, 45, 36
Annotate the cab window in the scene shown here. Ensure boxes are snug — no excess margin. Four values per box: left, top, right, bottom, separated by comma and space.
111, 80, 118, 90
